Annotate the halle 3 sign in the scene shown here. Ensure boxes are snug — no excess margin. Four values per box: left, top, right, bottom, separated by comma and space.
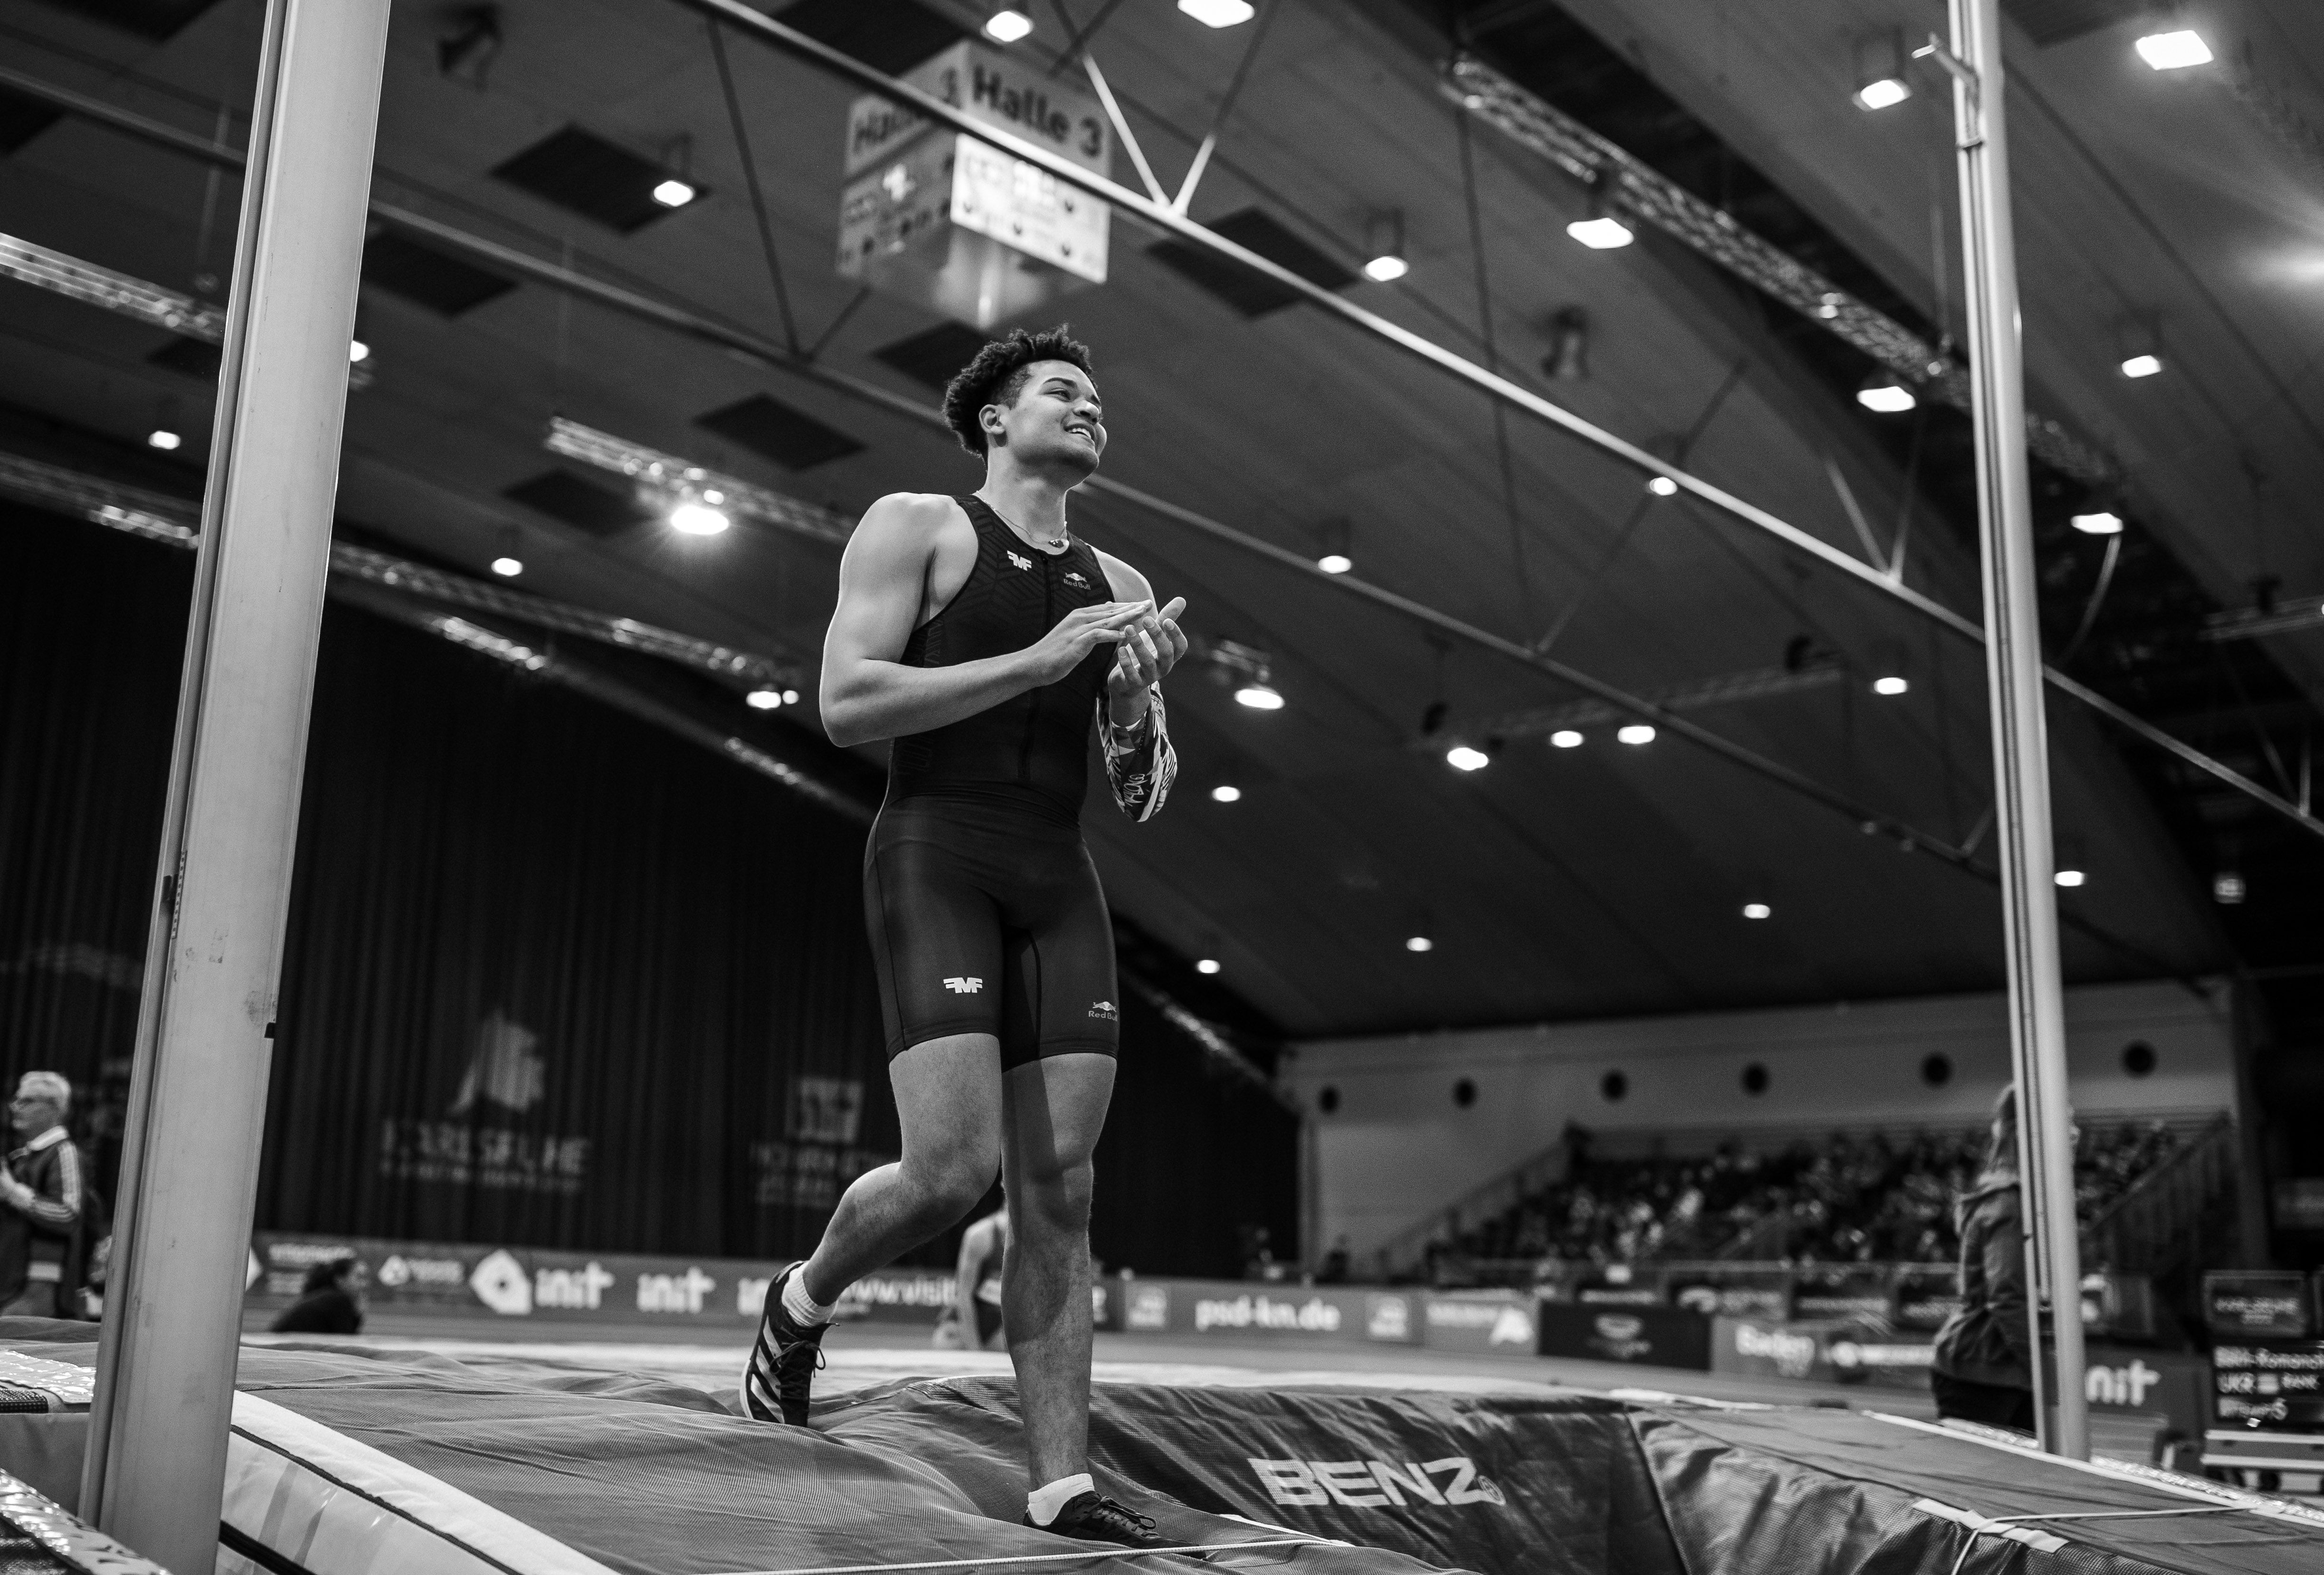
839, 40, 1112, 327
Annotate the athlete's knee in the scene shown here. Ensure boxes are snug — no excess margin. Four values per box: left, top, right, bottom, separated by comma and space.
899, 1143, 998, 1220
1014, 1153, 1094, 1234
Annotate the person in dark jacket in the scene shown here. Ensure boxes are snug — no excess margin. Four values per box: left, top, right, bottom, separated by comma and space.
270, 1257, 367, 1335
1930, 1085, 2037, 1431
0, 1072, 84, 1318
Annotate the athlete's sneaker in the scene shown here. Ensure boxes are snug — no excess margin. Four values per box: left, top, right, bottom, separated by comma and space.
1025, 1492, 1173, 1548
739, 1262, 828, 1426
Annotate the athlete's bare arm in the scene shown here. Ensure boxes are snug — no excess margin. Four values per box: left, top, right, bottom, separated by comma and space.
1095, 551, 1188, 727
820, 494, 1154, 748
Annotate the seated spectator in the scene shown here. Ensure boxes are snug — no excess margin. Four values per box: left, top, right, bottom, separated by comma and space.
271, 1257, 368, 1335
0, 1072, 84, 1318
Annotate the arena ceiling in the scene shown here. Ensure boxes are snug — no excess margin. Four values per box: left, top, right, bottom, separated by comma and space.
1, 0, 2318, 1040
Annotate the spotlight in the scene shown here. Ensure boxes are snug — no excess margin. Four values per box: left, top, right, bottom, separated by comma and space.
491, 555, 523, 577
1550, 730, 1584, 749
1742, 902, 1772, 920
1210, 784, 1242, 803
1315, 516, 1354, 576
1362, 210, 1408, 283
1567, 214, 1634, 249
2212, 872, 2245, 905
1817, 292, 1844, 320
2054, 868, 2087, 888
1646, 475, 1679, 497
2071, 510, 2124, 535
1233, 683, 1284, 710
652, 178, 697, 208
1872, 675, 1909, 696
746, 687, 783, 710
1196, 957, 1223, 975
1446, 745, 1490, 772
1617, 723, 1656, 745
1858, 371, 1916, 413
984, 7, 1034, 42
2120, 353, 2163, 379
1542, 306, 1590, 380
1178, 0, 1255, 25
2135, 30, 2212, 70
147, 428, 181, 451
1853, 30, 1913, 111
1854, 76, 1910, 111
349, 339, 371, 364
1404, 935, 1433, 953
669, 501, 730, 535
782, 689, 800, 704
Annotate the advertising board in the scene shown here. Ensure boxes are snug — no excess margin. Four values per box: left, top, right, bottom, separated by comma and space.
2211, 1340, 2324, 1432
1422, 1292, 1537, 1357
247, 1232, 957, 1328
1535, 1303, 1711, 1371
2204, 1271, 2312, 1338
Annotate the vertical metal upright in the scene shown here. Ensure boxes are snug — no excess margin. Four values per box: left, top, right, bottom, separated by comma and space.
78, 1, 392, 1566
1944, 0, 2090, 1457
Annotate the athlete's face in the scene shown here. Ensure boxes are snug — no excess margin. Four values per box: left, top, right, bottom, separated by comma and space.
984, 360, 1106, 478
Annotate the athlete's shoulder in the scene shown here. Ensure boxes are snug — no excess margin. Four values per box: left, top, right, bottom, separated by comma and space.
855, 491, 965, 537
1094, 548, 1153, 603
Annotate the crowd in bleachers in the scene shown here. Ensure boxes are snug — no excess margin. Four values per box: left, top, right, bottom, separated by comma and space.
1438, 1120, 2185, 1274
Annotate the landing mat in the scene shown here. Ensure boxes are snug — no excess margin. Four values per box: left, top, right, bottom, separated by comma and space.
0, 1330, 2317, 1575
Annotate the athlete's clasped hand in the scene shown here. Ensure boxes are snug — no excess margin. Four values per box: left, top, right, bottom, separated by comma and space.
1106, 596, 1186, 725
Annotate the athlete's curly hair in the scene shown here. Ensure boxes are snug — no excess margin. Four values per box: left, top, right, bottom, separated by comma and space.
940, 325, 1094, 458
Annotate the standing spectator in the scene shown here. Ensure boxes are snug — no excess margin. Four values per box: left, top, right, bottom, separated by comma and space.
1930, 1086, 2036, 1432
270, 1258, 368, 1335
0, 1072, 83, 1318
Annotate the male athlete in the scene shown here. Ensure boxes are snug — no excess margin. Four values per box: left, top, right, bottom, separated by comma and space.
742, 327, 1185, 1548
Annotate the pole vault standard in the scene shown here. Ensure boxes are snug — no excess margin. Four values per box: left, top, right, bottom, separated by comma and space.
1933, 0, 2089, 1459
77, 2, 391, 1566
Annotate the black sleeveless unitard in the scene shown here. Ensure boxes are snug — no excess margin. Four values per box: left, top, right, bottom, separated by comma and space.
860, 497, 1121, 1066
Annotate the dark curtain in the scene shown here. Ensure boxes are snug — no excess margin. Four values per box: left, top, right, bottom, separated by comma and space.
0, 503, 1295, 1276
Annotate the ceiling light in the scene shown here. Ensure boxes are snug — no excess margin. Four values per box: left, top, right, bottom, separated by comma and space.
2071, 511, 2124, 535
1617, 723, 1656, 745
1550, 729, 1584, 749
651, 178, 697, 208
2054, 868, 2087, 888
782, 688, 799, 704
348, 339, 370, 363
1854, 76, 1910, 111
1363, 253, 1409, 283
1858, 371, 1916, 413
2120, 353, 2163, 379
1404, 935, 1433, 953
1210, 784, 1243, 803
491, 555, 523, 577
1196, 957, 1223, 974
1742, 902, 1772, 920
1872, 674, 1909, 696
146, 428, 181, 451
2212, 872, 2245, 905
746, 687, 783, 710
1317, 553, 1353, 574
1233, 683, 1284, 710
1179, 0, 1256, 25
984, 7, 1034, 42
669, 501, 730, 535
1567, 215, 1634, 250
1817, 292, 1844, 320
1446, 745, 1490, 771
1646, 475, 1679, 497
2135, 30, 2212, 70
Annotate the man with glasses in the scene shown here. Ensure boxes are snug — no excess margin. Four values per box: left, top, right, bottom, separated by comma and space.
0, 1072, 83, 1318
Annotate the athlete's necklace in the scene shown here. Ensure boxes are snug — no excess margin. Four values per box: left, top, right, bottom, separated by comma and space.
984, 496, 1068, 551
